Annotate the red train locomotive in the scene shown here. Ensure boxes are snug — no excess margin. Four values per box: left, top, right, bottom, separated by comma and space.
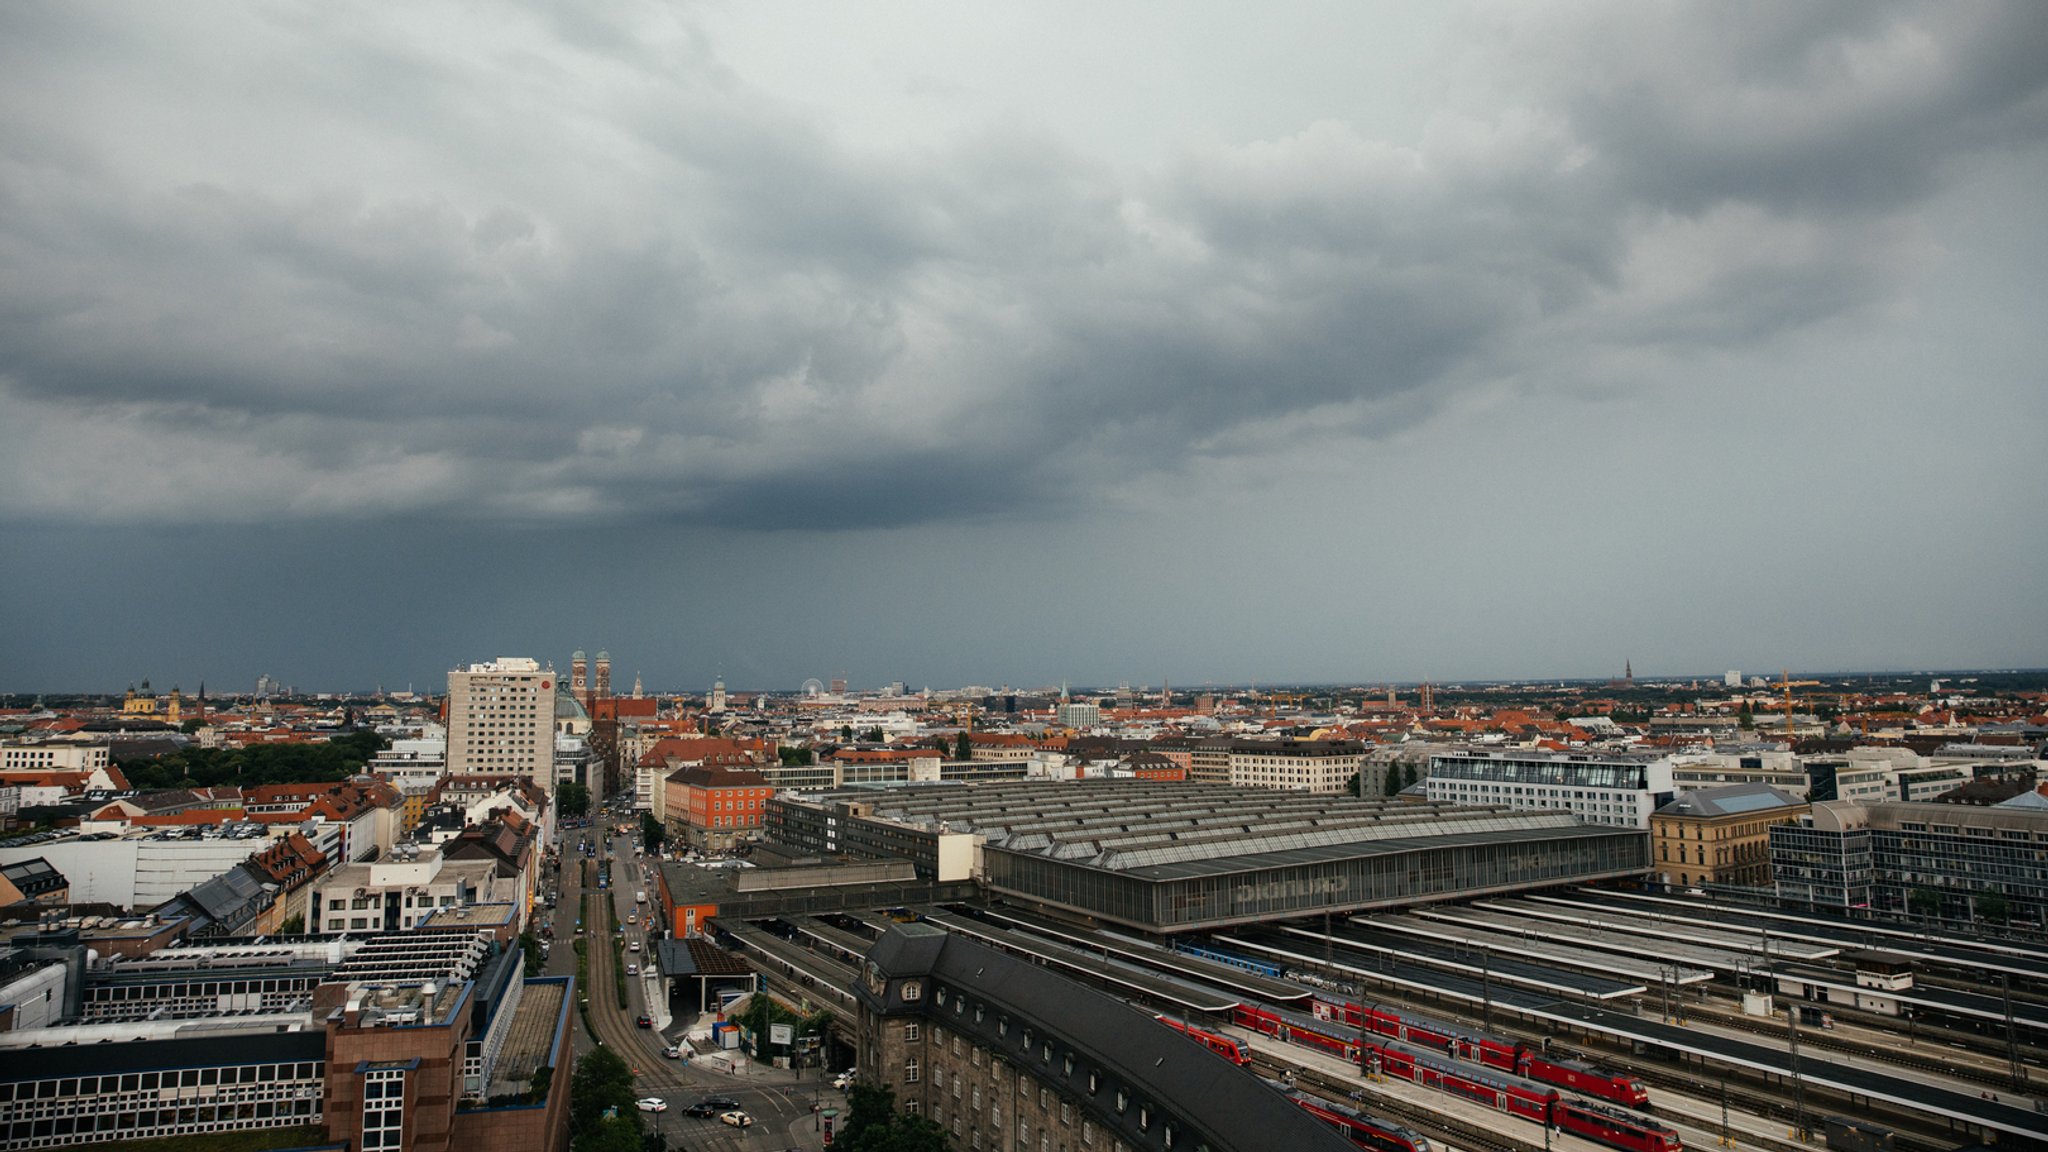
1359, 1037, 1681, 1152
1155, 1015, 1254, 1066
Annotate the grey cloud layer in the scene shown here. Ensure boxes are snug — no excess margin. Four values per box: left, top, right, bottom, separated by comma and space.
1, 2, 2042, 528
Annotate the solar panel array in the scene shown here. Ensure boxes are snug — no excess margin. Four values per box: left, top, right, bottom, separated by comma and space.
331, 930, 491, 984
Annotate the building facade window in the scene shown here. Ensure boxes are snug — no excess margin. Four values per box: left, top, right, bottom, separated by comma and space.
361, 1067, 405, 1151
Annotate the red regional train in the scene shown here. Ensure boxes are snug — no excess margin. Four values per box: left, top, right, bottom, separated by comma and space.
1154, 1015, 1254, 1066
1232, 1001, 1361, 1063
1360, 1038, 1682, 1152
1263, 1080, 1433, 1152
1314, 997, 1649, 1108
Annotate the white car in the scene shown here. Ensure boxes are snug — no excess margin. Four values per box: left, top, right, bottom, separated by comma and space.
719, 1110, 754, 1128
833, 1071, 856, 1090
629, 941, 641, 952
636, 1097, 667, 1113
626, 963, 638, 975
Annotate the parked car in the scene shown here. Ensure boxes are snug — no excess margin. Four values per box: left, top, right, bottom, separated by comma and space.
636, 1098, 667, 1113
636, 1014, 653, 1028
719, 1110, 754, 1128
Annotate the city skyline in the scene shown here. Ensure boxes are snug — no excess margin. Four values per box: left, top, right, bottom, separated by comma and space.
2, 4, 2045, 690
12, 661, 2044, 701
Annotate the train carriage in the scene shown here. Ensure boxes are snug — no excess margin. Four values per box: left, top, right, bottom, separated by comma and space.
1554, 1100, 1682, 1152
1360, 1037, 1681, 1152
1321, 997, 1649, 1108
1264, 1080, 1433, 1152
1234, 1000, 1362, 1062
1155, 1015, 1254, 1066
1521, 1052, 1650, 1109
1362, 1037, 1556, 1123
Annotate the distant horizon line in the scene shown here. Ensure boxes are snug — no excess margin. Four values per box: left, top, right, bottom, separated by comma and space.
9, 666, 2044, 700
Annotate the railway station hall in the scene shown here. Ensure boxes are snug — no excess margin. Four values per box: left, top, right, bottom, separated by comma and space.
768, 780, 1650, 934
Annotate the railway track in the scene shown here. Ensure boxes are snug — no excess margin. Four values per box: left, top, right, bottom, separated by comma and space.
1249, 1052, 1529, 1152
1676, 998, 2042, 1090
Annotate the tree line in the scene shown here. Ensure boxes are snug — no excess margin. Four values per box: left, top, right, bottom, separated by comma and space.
115, 730, 389, 790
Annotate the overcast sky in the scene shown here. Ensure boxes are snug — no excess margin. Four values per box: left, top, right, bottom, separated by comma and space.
3, 2, 2045, 695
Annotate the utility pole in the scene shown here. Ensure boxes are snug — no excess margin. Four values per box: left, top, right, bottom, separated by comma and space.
1787, 993, 1808, 1143
2004, 972, 2026, 1090
1720, 1074, 1732, 1148
1481, 944, 1493, 1034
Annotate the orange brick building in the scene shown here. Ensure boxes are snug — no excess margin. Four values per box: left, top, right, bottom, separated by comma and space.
662, 762, 774, 852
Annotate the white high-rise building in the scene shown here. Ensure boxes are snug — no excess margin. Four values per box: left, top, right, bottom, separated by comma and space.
1725, 670, 1743, 687
445, 657, 556, 789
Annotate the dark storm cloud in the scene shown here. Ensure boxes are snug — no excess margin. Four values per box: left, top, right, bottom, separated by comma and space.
0, 3, 2042, 532
1518, 4, 2048, 213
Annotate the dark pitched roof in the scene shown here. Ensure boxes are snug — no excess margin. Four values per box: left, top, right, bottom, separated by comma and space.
862, 924, 1352, 1152
866, 920, 947, 980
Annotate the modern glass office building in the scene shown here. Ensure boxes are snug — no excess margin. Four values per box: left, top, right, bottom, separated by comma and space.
1773, 799, 2048, 924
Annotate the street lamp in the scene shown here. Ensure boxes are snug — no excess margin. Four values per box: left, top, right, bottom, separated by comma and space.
804, 1033, 822, 1129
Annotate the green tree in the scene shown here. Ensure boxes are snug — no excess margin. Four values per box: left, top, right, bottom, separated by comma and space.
116, 730, 388, 790
519, 930, 544, 977
1384, 765, 1402, 797
841, 724, 855, 742
575, 1114, 645, 1152
840, 1084, 898, 1146
863, 726, 885, 742
1738, 702, 1754, 730
841, 1084, 948, 1152
639, 811, 666, 853
1344, 772, 1362, 798
568, 1046, 638, 1144
279, 912, 304, 935
558, 781, 591, 818
1976, 891, 2009, 923
1908, 887, 1941, 919
954, 731, 971, 761
1402, 764, 1417, 788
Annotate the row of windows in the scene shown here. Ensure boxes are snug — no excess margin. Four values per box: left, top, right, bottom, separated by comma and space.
2, 1097, 320, 1148
0, 1064, 320, 1101
88, 979, 315, 1001
917, 987, 1196, 1148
